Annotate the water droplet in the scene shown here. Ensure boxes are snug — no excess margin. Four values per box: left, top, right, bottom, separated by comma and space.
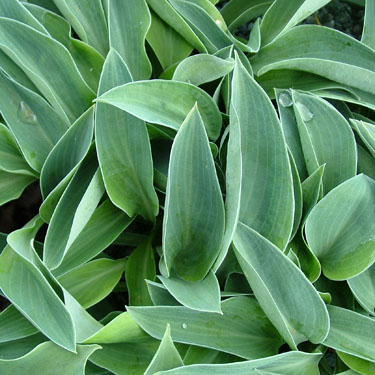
295, 101, 314, 122
90, 67, 94, 72
17, 101, 38, 125
181, 323, 188, 329
215, 19, 223, 27
278, 91, 293, 107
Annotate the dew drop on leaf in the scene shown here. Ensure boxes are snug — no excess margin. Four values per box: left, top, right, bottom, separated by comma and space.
278, 91, 293, 107
181, 323, 188, 329
17, 101, 38, 125
295, 100, 314, 122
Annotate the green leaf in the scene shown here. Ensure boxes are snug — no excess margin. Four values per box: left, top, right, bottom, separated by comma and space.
153, 351, 322, 375
348, 264, 375, 315
0, 170, 35, 206
44, 160, 104, 269
324, 305, 375, 363
350, 119, 375, 158
147, 0, 206, 52
126, 239, 156, 306
53, 0, 108, 56
260, 0, 330, 46
0, 70, 68, 172
0, 305, 37, 343
146, 280, 181, 307
338, 351, 375, 375
252, 25, 375, 96
40, 106, 94, 199
0, 342, 99, 375
147, 10, 193, 71
362, 0, 375, 49
305, 174, 375, 280
144, 325, 183, 375
53, 199, 133, 276
108, 0, 151, 80
158, 271, 221, 313
233, 221, 329, 348
358, 145, 375, 179
96, 49, 158, 222
96, 79, 222, 141
173, 54, 234, 86
128, 296, 283, 359
231, 55, 294, 250
0, 245, 75, 351
163, 105, 224, 281
292, 91, 357, 194
0, 17, 94, 122
58, 258, 126, 308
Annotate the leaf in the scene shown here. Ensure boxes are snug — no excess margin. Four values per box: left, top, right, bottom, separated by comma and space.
252, 25, 375, 96
0, 70, 68, 172
44, 159, 104, 269
158, 271, 221, 313
0, 245, 75, 351
153, 351, 322, 375
338, 351, 375, 375
108, 0, 151, 80
231, 54, 294, 250
163, 105, 224, 281
144, 325, 183, 375
362, 0, 375, 49
358, 145, 375, 179
348, 263, 375, 315
53, 199, 133, 276
147, 10, 193, 70
0, 342, 99, 375
96, 79, 222, 141
96, 49, 158, 222
58, 258, 126, 308
126, 239, 156, 306
292, 91, 357, 194
350, 119, 375, 158
40, 106, 94, 199
53, 0, 108, 56
0, 305, 37, 343
233, 221, 329, 348
128, 296, 283, 359
260, 0, 330, 45
146, 280, 181, 307
0, 170, 35, 206
324, 305, 375, 363
173, 54, 234, 86
305, 174, 375, 280
0, 17, 94, 122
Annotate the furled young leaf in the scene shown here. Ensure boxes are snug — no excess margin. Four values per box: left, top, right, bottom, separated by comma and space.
40, 106, 94, 199
108, 0, 151, 80
0, 246, 75, 351
0, 17, 94, 122
163, 105, 224, 281
292, 91, 357, 194
173, 54, 234, 86
158, 271, 221, 313
0, 70, 68, 172
324, 305, 375, 364
305, 174, 375, 280
348, 264, 375, 315
53, 199, 133, 276
362, 0, 375, 49
144, 325, 183, 375
96, 79, 222, 141
260, 0, 331, 46
58, 258, 126, 308
233, 222, 329, 349
128, 296, 283, 359
252, 26, 375, 96
0, 170, 35, 206
231, 54, 294, 251
153, 351, 322, 375
147, 0, 206, 52
53, 0, 109, 56
96, 49, 158, 222
147, 10, 193, 70
126, 238, 156, 306
0, 342, 99, 375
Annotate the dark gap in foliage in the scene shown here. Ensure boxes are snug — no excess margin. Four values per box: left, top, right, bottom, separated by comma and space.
0, 181, 42, 234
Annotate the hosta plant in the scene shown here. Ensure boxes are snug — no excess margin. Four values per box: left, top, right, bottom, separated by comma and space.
0, 0, 374, 374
